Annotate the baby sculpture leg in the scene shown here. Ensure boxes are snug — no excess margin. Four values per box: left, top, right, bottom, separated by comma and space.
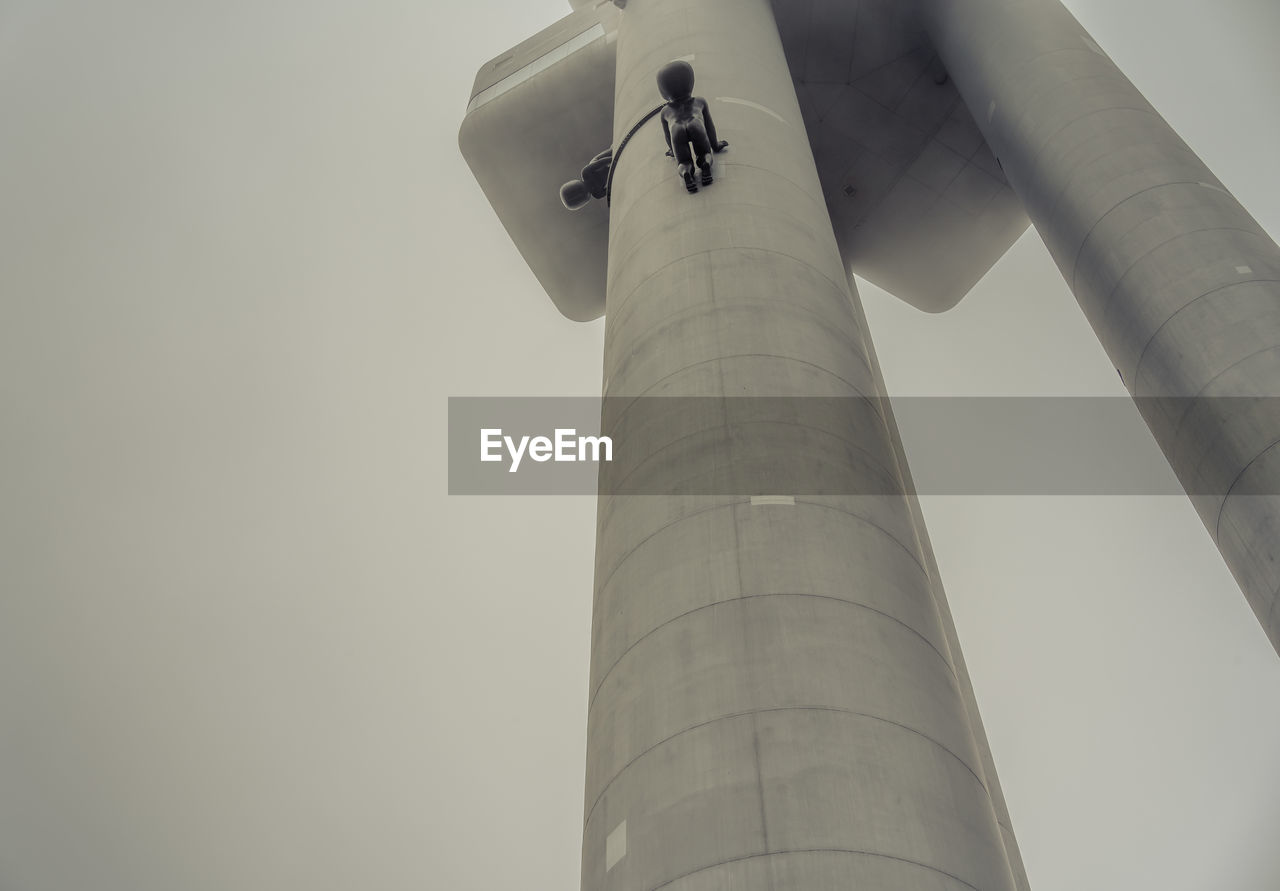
689, 126, 714, 186
670, 123, 699, 193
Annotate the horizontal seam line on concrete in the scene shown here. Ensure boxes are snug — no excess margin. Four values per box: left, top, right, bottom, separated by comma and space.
1069, 180, 1219, 295
795, 497, 927, 573
1215, 435, 1280, 544
1133, 276, 1280, 397
1025, 104, 1159, 217
1046, 143, 1204, 237
608, 170, 827, 270
605, 314, 873, 399
588, 591, 956, 712
599, 418, 904, 498
607, 244, 853, 325
604, 354, 876, 431
649, 847, 983, 891
714, 162, 826, 208
987, 46, 1104, 112
1010, 67, 1138, 164
606, 287, 864, 359
593, 499, 745, 598
1097, 228, 1275, 338
584, 705, 988, 832
595, 496, 925, 609
1175, 383, 1280, 504
609, 191, 822, 276
1141, 343, 1280, 503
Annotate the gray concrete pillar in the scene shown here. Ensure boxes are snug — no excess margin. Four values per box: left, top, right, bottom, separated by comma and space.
923, 0, 1280, 655
581, 0, 1020, 888
847, 294, 1034, 891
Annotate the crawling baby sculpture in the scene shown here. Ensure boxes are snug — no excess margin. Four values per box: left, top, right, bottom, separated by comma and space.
657, 61, 728, 193
559, 148, 613, 210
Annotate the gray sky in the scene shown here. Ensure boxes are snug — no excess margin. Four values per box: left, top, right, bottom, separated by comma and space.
2, 1, 1279, 889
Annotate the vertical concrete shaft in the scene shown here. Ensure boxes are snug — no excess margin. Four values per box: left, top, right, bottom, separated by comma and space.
582, 0, 1019, 888
842, 276, 1033, 891
923, 0, 1280, 655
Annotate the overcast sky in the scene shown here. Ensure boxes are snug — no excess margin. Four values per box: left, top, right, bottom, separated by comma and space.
2, 1, 1280, 890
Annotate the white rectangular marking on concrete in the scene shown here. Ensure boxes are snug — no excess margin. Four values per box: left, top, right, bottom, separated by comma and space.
1236, 265, 1254, 274
606, 820, 627, 872
751, 495, 795, 506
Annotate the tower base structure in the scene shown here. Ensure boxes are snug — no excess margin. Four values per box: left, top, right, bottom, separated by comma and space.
461, 0, 1280, 888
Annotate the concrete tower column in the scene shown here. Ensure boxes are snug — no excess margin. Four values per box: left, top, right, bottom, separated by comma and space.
923, 0, 1280, 655
581, 0, 1020, 888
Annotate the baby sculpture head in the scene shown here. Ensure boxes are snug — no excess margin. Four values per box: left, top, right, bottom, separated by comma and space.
657, 60, 695, 102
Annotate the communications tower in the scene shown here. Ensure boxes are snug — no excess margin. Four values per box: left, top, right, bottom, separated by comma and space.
460, 1, 1280, 888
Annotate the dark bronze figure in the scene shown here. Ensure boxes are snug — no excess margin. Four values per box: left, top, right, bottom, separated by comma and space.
657, 61, 728, 193
560, 148, 613, 211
